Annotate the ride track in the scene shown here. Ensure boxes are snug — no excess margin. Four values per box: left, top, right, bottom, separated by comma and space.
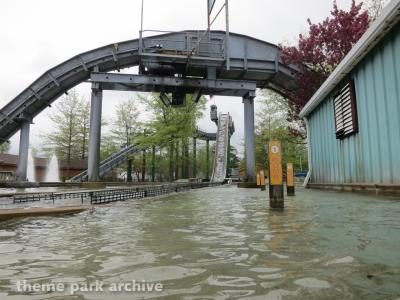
0, 30, 298, 143
0, 30, 299, 182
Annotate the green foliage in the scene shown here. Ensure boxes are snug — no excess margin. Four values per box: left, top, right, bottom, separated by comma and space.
110, 98, 141, 148
97, 92, 209, 181
135, 93, 207, 180
41, 90, 89, 163
195, 142, 215, 179
229, 145, 240, 169
77, 100, 90, 159
0, 142, 10, 154
255, 90, 308, 172
137, 93, 206, 148
100, 134, 119, 161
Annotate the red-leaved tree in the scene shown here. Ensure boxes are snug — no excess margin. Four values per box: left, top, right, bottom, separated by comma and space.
280, 0, 370, 117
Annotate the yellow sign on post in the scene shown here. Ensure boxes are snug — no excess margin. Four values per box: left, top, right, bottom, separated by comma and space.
287, 163, 294, 187
268, 141, 283, 185
268, 140, 284, 208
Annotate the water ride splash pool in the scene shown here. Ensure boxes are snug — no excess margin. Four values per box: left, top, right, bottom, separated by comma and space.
0, 186, 399, 299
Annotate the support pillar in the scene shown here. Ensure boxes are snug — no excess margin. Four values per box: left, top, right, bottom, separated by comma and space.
15, 119, 31, 181
185, 141, 189, 178
169, 141, 174, 181
87, 81, 103, 182
206, 139, 210, 180
243, 92, 256, 182
141, 150, 146, 182
127, 159, 132, 182
151, 146, 156, 182
175, 141, 179, 180
226, 134, 231, 177
193, 137, 197, 178
181, 140, 185, 179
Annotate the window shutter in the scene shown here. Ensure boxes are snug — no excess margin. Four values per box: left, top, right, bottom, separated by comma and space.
333, 80, 358, 139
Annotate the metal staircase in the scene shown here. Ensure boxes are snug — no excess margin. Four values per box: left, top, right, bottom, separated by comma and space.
70, 145, 140, 182
211, 114, 232, 182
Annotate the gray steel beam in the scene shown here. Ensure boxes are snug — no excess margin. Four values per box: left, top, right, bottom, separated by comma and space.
196, 128, 216, 141
243, 92, 256, 182
15, 119, 31, 181
90, 72, 257, 97
1, 30, 300, 145
87, 83, 103, 182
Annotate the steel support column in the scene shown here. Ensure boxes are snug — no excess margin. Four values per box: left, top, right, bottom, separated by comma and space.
193, 137, 197, 178
141, 150, 146, 182
226, 134, 231, 177
181, 140, 185, 179
15, 119, 31, 181
206, 139, 210, 180
127, 159, 132, 182
243, 93, 256, 182
185, 140, 189, 178
175, 141, 179, 180
87, 82, 103, 182
151, 146, 156, 182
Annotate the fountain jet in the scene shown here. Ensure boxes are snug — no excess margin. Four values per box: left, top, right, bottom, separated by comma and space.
27, 149, 36, 182
45, 152, 60, 182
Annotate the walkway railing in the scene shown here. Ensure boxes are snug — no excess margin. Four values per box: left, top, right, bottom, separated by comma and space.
11, 182, 222, 206
70, 145, 140, 182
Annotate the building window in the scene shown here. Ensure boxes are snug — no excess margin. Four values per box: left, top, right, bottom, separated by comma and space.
333, 79, 358, 139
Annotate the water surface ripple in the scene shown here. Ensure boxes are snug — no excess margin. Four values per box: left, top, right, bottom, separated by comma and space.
0, 186, 399, 299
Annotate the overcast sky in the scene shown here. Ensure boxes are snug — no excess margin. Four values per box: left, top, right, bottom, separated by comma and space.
0, 0, 356, 156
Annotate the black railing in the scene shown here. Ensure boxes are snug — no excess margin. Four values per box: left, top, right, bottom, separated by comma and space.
12, 182, 222, 205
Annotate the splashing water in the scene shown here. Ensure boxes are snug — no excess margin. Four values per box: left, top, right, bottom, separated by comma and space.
45, 152, 60, 182
26, 149, 35, 182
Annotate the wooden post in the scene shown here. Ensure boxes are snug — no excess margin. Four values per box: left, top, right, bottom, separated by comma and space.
287, 163, 295, 196
256, 172, 261, 186
260, 169, 266, 191
268, 141, 284, 209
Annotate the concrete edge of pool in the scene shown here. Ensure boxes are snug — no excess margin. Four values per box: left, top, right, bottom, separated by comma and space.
0, 206, 91, 221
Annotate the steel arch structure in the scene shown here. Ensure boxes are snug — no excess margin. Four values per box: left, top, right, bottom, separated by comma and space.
0, 30, 298, 143
1, 30, 300, 183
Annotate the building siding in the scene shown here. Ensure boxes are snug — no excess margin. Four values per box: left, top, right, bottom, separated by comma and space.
309, 24, 400, 184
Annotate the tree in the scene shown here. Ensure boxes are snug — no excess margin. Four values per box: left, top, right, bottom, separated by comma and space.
0, 142, 10, 154
138, 93, 206, 180
110, 98, 141, 148
229, 145, 240, 169
255, 90, 308, 172
41, 90, 89, 177
77, 100, 90, 159
366, 0, 388, 20
195, 141, 216, 179
280, 1, 370, 113
100, 133, 119, 161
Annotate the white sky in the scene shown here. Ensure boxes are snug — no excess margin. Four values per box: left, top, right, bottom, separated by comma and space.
0, 0, 356, 156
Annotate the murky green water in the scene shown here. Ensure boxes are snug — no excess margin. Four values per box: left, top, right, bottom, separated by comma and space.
0, 186, 399, 299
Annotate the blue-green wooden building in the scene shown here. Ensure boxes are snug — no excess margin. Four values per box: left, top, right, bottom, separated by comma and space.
300, 0, 400, 189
